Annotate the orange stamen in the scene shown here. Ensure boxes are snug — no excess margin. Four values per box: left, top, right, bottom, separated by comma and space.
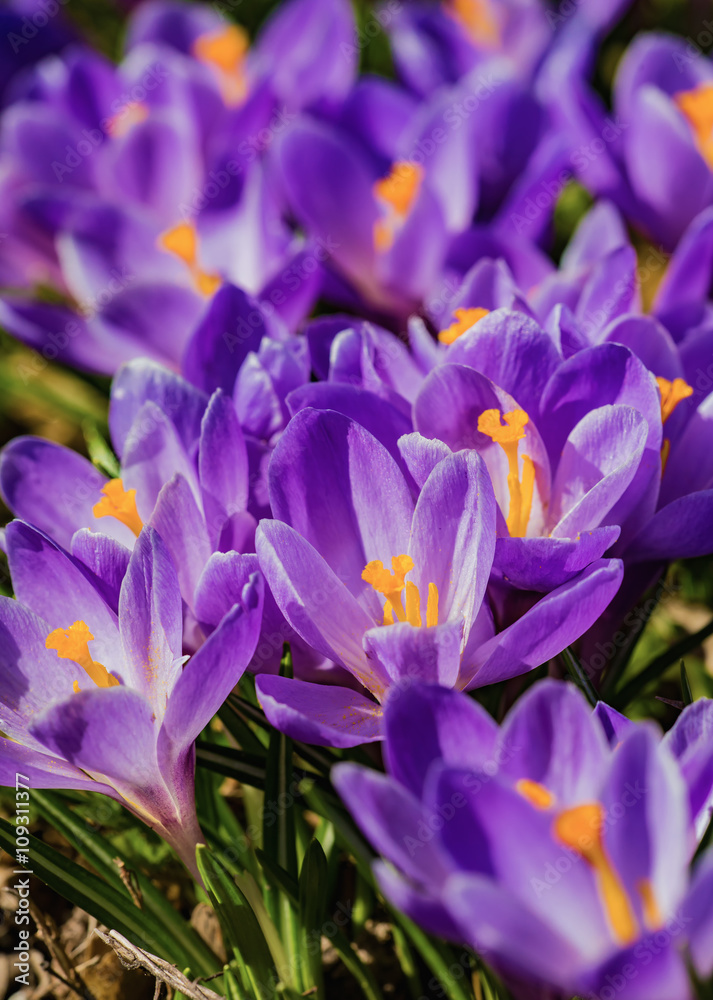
554, 803, 638, 946
675, 83, 713, 170
445, 0, 500, 47
477, 409, 534, 537
93, 479, 143, 537
362, 555, 439, 628
193, 25, 249, 105
438, 307, 490, 345
656, 377, 693, 474
46, 620, 119, 690
158, 222, 221, 297
656, 376, 693, 424
373, 162, 424, 252
515, 779, 555, 810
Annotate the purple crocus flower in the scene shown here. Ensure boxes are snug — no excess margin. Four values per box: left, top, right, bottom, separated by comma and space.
0, 0, 74, 107
595, 697, 713, 840
384, 0, 551, 97
0, 0, 346, 372
0, 354, 322, 677
413, 311, 663, 591
0, 521, 264, 879
0, 360, 256, 647
335, 680, 713, 999
253, 407, 622, 746
557, 31, 713, 249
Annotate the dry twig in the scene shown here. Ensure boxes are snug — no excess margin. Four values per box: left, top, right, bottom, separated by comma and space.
93, 929, 223, 1000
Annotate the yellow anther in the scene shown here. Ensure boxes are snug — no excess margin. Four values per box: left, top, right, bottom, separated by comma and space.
374, 162, 424, 215
158, 222, 221, 297
193, 24, 249, 105
362, 554, 414, 593
675, 83, 713, 170
637, 879, 664, 931
373, 162, 424, 252
554, 803, 639, 946
657, 377, 693, 473
446, 0, 500, 47
478, 408, 528, 445
362, 555, 439, 628
404, 581, 421, 627
93, 479, 143, 537
660, 437, 671, 475
656, 376, 693, 424
46, 620, 120, 690
515, 778, 555, 810
438, 307, 490, 345
477, 409, 535, 538
426, 582, 439, 628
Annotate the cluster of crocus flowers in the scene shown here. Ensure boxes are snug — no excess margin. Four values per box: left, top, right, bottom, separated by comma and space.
0, 521, 264, 878
0, 1, 713, 993
335, 681, 713, 999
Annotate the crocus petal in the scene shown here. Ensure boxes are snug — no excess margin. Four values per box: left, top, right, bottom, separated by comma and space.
408, 450, 496, 630
685, 852, 713, 980
602, 728, 690, 924
493, 528, 620, 593
660, 391, 713, 504
594, 701, 635, 746
70, 530, 131, 614
148, 474, 212, 609
494, 679, 610, 802
255, 0, 357, 111
445, 872, 585, 987
199, 389, 249, 549
382, 682, 498, 799
29, 687, 169, 807
428, 769, 610, 963
603, 315, 682, 381
0, 733, 117, 795
4, 521, 124, 678
663, 699, 713, 839
560, 200, 629, 272
276, 120, 377, 285
414, 363, 551, 535
539, 343, 662, 464
0, 597, 82, 747
374, 862, 464, 941
549, 405, 648, 538
468, 559, 623, 688
286, 383, 412, 475
193, 551, 260, 632
623, 85, 713, 248
445, 309, 561, 422
118, 527, 183, 719
162, 573, 263, 751
110, 359, 208, 461
256, 676, 384, 747
0, 437, 133, 548
182, 283, 271, 395
582, 940, 692, 1000
397, 433, 451, 489
268, 408, 414, 609
574, 245, 640, 338
122, 401, 201, 519
333, 762, 451, 882
654, 205, 713, 333
625, 491, 713, 562
363, 622, 463, 689
256, 519, 386, 693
